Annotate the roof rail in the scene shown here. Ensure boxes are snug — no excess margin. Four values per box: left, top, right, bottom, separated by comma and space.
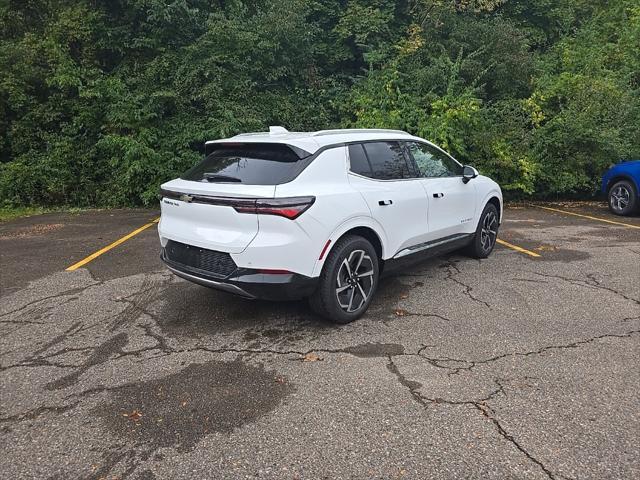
311, 128, 410, 137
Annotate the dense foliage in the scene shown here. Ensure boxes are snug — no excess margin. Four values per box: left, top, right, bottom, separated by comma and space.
1, 0, 638, 206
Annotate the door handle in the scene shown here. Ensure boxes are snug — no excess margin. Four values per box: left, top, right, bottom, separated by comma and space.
378, 200, 393, 206
433, 193, 444, 198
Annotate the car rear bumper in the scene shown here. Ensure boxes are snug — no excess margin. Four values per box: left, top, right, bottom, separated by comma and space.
161, 250, 318, 301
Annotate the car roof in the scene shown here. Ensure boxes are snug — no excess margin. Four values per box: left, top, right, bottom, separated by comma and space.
204, 127, 427, 155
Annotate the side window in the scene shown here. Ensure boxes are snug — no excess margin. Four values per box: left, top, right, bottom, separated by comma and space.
408, 142, 462, 177
348, 144, 372, 177
362, 142, 410, 180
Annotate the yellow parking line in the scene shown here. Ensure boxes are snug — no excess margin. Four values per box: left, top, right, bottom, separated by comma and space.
66, 217, 160, 271
496, 238, 541, 258
534, 205, 640, 229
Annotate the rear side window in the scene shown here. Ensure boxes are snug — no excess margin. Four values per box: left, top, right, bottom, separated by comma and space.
348, 141, 411, 180
348, 144, 371, 177
182, 143, 310, 185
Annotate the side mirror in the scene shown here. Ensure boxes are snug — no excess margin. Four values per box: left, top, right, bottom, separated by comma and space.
462, 165, 479, 184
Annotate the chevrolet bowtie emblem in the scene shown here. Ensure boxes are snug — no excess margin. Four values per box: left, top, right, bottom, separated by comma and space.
179, 194, 194, 203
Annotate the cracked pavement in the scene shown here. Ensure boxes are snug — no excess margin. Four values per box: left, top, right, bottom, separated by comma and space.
1, 203, 639, 479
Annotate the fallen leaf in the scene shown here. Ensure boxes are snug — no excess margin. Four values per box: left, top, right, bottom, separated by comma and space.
399, 293, 409, 299
303, 352, 322, 362
395, 309, 408, 316
123, 409, 143, 422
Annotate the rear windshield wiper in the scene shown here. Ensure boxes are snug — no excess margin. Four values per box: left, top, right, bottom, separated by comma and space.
202, 173, 242, 183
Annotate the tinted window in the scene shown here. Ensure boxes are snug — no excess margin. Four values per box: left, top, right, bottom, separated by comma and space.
182, 143, 308, 185
348, 144, 372, 176
362, 142, 410, 180
407, 142, 462, 177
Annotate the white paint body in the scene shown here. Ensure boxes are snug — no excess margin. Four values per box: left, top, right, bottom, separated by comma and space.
159, 129, 503, 277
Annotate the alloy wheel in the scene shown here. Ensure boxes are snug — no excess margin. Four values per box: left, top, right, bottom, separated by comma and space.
610, 185, 630, 212
335, 249, 375, 313
480, 210, 498, 252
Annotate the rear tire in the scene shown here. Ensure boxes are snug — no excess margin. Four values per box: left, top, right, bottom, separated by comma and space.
608, 180, 637, 216
309, 235, 379, 324
464, 203, 499, 259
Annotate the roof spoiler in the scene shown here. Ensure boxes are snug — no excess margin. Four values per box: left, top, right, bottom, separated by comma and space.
203, 141, 311, 159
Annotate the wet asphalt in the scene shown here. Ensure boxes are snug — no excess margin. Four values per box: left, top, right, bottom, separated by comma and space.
0, 202, 639, 480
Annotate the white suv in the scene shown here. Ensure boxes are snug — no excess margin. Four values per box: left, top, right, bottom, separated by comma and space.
159, 127, 502, 323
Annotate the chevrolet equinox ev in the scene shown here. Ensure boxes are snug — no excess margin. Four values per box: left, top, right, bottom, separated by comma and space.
159, 127, 503, 323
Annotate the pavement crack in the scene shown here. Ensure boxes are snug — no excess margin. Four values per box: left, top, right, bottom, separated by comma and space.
511, 277, 550, 284
64, 384, 131, 401
383, 359, 565, 480
473, 403, 568, 480
386, 311, 451, 323
0, 358, 81, 372
186, 346, 308, 357
421, 355, 476, 374
45, 333, 129, 390
0, 402, 79, 424
0, 321, 87, 372
0, 318, 47, 325
385, 355, 430, 408
418, 330, 640, 375
444, 261, 491, 308
532, 271, 639, 305
0, 282, 101, 319
140, 323, 173, 354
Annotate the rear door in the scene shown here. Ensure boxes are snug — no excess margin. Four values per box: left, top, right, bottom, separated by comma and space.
406, 142, 477, 241
159, 143, 308, 253
347, 141, 429, 257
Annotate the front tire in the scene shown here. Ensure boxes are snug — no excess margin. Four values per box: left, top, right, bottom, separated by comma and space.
464, 203, 499, 259
309, 235, 379, 324
608, 180, 637, 216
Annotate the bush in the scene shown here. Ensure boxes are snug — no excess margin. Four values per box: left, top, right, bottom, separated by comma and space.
0, 0, 638, 207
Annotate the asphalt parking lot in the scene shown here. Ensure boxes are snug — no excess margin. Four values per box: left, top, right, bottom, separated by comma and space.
1, 202, 639, 480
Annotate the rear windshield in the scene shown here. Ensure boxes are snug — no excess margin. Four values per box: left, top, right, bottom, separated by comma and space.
182, 143, 311, 185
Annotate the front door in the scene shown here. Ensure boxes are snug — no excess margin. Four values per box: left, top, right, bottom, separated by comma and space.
405, 141, 477, 241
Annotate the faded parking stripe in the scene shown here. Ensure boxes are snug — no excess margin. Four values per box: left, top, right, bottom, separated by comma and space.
533, 205, 640, 229
496, 238, 541, 258
65, 218, 160, 271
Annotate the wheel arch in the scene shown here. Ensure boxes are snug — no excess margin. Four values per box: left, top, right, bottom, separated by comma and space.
342, 226, 384, 261
477, 189, 503, 225
311, 218, 387, 277
487, 196, 502, 222
606, 174, 638, 195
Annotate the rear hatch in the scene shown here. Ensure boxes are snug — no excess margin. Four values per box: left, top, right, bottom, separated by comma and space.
159, 142, 311, 254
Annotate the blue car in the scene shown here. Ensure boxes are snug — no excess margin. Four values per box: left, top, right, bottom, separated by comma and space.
601, 160, 640, 216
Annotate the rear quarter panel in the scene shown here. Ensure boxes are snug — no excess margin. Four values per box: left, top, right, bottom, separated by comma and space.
243, 146, 377, 278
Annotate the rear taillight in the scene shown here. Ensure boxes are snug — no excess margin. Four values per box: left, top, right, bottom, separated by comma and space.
234, 196, 315, 220
158, 189, 315, 219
